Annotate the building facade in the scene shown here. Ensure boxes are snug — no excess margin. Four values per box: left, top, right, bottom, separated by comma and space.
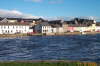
0, 23, 33, 34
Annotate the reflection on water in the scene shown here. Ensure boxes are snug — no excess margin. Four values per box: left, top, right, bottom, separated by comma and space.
0, 35, 100, 62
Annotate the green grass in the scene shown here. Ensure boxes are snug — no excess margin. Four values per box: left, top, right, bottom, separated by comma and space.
0, 62, 97, 66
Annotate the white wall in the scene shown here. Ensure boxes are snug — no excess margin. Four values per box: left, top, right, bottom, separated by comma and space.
0, 25, 33, 34
96, 26, 100, 31
42, 26, 65, 34
58, 27, 64, 33
42, 26, 52, 33
52, 28, 57, 33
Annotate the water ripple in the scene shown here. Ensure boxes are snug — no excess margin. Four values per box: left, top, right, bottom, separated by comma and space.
0, 35, 100, 61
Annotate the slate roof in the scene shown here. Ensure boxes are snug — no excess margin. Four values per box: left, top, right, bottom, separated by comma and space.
0, 17, 45, 23
68, 24, 89, 27
0, 22, 30, 25
96, 22, 100, 26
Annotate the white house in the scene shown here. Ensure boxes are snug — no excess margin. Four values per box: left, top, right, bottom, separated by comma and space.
95, 22, 100, 32
41, 22, 57, 34
42, 26, 58, 34
34, 22, 58, 35
0, 23, 33, 34
41, 23, 64, 35
96, 26, 100, 32
42, 26, 52, 34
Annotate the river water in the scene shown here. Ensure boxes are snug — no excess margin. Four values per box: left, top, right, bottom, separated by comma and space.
0, 34, 100, 62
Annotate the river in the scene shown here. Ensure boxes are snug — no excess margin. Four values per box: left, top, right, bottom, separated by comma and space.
0, 34, 100, 62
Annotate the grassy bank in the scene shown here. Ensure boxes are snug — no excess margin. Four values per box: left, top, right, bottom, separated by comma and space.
0, 61, 97, 66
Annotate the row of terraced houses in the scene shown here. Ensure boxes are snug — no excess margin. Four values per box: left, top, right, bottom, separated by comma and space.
0, 17, 44, 34
34, 18, 100, 35
0, 17, 100, 35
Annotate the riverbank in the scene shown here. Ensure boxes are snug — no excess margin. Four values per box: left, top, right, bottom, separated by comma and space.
0, 32, 100, 38
64, 32, 100, 35
0, 33, 28, 38
42, 32, 100, 36
0, 60, 97, 66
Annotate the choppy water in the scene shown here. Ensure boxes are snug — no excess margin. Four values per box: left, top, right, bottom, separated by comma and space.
0, 34, 100, 62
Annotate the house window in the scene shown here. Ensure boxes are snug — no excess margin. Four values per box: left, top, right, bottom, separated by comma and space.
2, 30, 3, 32
52, 29, 53, 32
5, 30, 7, 33
1, 26, 2, 29
8, 30, 9, 33
43, 30, 44, 32
19, 30, 21, 33
16, 26, 18, 28
11, 30, 12, 32
8, 26, 9, 29
44, 30, 46, 32
43, 30, 45, 32
13, 26, 14, 29
4, 26, 6, 29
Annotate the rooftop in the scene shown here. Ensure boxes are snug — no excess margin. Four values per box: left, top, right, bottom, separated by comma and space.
0, 22, 30, 25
